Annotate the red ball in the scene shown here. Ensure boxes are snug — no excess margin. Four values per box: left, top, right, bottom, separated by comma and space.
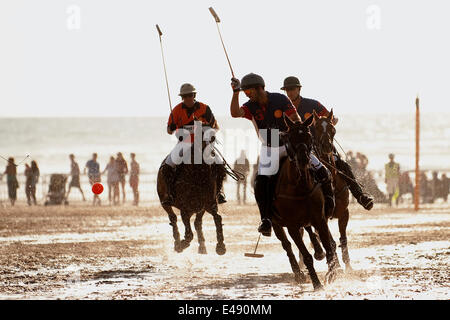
92, 183, 104, 195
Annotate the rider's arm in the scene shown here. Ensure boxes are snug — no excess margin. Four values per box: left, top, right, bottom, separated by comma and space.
230, 92, 245, 118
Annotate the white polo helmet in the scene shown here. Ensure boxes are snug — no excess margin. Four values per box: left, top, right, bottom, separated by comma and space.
179, 83, 197, 96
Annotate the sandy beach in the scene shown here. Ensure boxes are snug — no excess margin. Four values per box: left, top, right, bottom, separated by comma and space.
0, 202, 448, 300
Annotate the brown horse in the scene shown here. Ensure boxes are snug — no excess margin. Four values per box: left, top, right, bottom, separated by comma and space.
271, 115, 339, 290
157, 140, 226, 255
311, 109, 354, 271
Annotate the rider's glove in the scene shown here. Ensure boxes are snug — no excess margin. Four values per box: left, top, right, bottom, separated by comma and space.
231, 77, 241, 92
169, 123, 177, 132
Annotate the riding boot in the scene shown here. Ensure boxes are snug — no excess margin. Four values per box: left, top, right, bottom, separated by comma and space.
254, 175, 273, 236
315, 166, 335, 219
335, 158, 374, 210
215, 164, 227, 204
161, 164, 176, 206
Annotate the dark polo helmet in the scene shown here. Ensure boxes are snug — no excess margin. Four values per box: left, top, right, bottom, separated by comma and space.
241, 73, 265, 90
281, 76, 302, 90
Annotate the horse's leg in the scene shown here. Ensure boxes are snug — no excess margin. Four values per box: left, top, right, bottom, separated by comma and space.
207, 207, 226, 255
314, 217, 339, 284
194, 210, 207, 254
179, 211, 194, 251
297, 228, 306, 270
305, 226, 326, 261
328, 226, 342, 270
163, 205, 182, 252
287, 227, 323, 290
338, 208, 352, 271
273, 224, 306, 283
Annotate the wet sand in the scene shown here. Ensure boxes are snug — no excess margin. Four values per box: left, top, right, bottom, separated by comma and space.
0, 202, 449, 300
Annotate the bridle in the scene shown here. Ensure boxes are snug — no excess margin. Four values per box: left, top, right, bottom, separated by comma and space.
281, 125, 313, 179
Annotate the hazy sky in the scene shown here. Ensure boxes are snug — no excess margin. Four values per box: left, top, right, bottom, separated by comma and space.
0, 0, 449, 117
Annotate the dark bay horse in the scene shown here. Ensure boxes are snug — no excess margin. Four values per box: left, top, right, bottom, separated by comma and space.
157, 139, 226, 255
311, 109, 354, 271
271, 115, 339, 290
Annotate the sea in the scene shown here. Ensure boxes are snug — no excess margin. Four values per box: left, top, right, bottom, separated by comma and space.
1, 113, 449, 203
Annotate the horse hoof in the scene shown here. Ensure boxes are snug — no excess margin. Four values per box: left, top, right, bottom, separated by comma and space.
314, 251, 326, 261
180, 240, 191, 250
216, 243, 226, 255
294, 271, 307, 283
313, 283, 324, 291
198, 246, 207, 254
174, 242, 183, 253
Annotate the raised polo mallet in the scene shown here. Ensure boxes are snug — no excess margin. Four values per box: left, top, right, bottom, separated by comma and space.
244, 233, 264, 258
208, 7, 235, 78
156, 24, 175, 124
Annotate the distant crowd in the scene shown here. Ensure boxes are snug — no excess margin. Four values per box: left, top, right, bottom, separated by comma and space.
1, 150, 449, 207
383, 153, 449, 206
0, 152, 140, 207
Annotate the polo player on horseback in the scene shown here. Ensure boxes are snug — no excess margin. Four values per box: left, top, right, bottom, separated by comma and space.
281, 76, 374, 211
230, 73, 335, 237
160, 83, 226, 206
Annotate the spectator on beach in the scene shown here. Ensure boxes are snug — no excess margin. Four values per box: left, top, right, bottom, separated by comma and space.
24, 164, 33, 205
399, 171, 414, 203
129, 153, 140, 206
1, 158, 19, 206
115, 152, 128, 204
29, 161, 40, 205
385, 153, 400, 207
66, 154, 86, 202
84, 153, 101, 206
420, 172, 429, 203
430, 171, 441, 203
442, 173, 449, 202
102, 156, 119, 205
234, 150, 250, 205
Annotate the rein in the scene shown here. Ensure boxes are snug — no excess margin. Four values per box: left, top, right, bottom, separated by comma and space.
213, 145, 245, 182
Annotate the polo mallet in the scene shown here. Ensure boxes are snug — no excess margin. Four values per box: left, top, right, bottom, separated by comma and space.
208, 7, 235, 78
244, 233, 264, 258
156, 24, 175, 125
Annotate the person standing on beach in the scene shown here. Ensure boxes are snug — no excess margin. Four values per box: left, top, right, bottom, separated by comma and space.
1, 158, 19, 206
102, 156, 120, 205
115, 152, 128, 204
233, 150, 250, 205
24, 164, 33, 205
84, 153, 101, 206
29, 160, 40, 205
129, 153, 140, 206
385, 153, 400, 206
66, 154, 86, 201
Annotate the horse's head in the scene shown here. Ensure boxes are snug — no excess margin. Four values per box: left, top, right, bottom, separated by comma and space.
313, 109, 336, 155
281, 114, 314, 170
